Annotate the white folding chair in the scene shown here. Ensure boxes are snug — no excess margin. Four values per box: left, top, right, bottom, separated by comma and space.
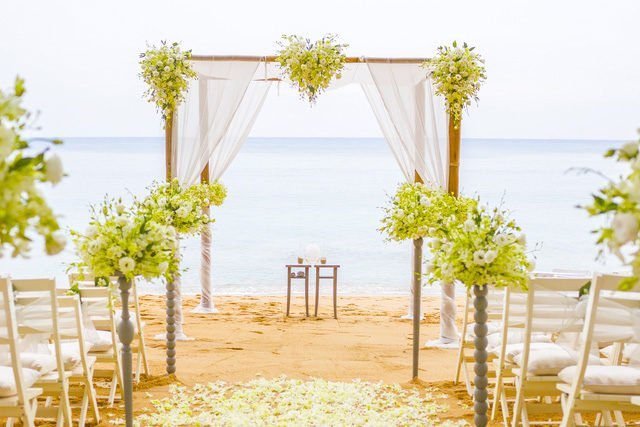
0, 278, 42, 427
559, 273, 640, 427
510, 276, 590, 427
11, 278, 73, 426
57, 295, 100, 426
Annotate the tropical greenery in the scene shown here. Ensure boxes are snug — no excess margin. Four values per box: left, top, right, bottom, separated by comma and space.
429, 202, 531, 290
131, 377, 466, 426
423, 41, 486, 128
139, 41, 196, 122
584, 132, 640, 290
276, 34, 348, 105
72, 198, 178, 282
0, 77, 65, 258
137, 179, 227, 235
379, 182, 476, 242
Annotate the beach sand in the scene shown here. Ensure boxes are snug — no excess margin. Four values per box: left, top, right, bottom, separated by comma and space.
88, 294, 485, 425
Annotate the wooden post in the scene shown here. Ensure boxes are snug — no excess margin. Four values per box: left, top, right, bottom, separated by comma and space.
447, 114, 461, 196
165, 114, 173, 181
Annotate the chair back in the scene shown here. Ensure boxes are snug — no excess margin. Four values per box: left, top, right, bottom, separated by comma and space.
0, 278, 32, 404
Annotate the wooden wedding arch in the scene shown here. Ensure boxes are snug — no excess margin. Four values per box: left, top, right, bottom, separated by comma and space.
162, 55, 462, 380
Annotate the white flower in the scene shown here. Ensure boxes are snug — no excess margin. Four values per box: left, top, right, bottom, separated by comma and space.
158, 261, 169, 273
85, 225, 97, 238
45, 231, 66, 255
621, 142, 639, 158
527, 258, 536, 272
484, 249, 497, 264
612, 212, 639, 245
116, 216, 129, 227
116, 204, 126, 214
118, 257, 136, 274
428, 238, 441, 249
472, 250, 486, 265
420, 195, 431, 207
424, 261, 434, 274
158, 197, 167, 208
176, 206, 189, 218
517, 233, 527, 246
463, 219, 476, 232
45, 154, 64, 184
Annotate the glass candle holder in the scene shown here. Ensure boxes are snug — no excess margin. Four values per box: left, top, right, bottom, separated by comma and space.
297, 256, 303, 264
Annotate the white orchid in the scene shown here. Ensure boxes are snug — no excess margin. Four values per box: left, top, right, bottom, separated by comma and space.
44, 154, 64, 184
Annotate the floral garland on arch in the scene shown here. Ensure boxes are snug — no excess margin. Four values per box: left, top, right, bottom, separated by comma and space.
137, 179, 227, 235
584, 132, 640, 290
276, 34, 348, 105
139, 41, 196, 122
0, 77, 66, 258
72, 198, 178, 282
423, 41, 486, 128
379, 182, 477, 242
428, 202, 532, 290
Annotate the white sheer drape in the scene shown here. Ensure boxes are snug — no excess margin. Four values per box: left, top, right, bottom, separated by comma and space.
175, 58, 452, 335
361, 61, 450, 332
176, 59, 272, 314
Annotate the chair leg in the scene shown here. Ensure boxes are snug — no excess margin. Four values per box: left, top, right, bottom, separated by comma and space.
108, 373, 118, 406
304, 277, 309, 317
61, 382, 73, 427
80, 389, 89, 427
139, 330, 150, 376
86, 370, 100, 425
614, 410, 625, 426
491, 367, 503, 420
7, 417, 15, 427
501, 386, 510, 426
511, 377, 524, 427
115, 349, 125, 401
136, 346, 143, 383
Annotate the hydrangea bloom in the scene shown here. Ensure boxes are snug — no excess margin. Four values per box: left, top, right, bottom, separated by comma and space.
133, 377, 467, 426
276, 34, 348, 105
429, 203, 531, 290
72, 198, 178, 282
0, 77, 65, 258
137, 179, 227, 235
139, 41, 196, 122
423, 41, 486, 128
584, 132, 640, 290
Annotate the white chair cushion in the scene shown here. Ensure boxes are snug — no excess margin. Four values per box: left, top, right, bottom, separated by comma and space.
514, 347, 601, 376
0, 365, 40, 397
493, 342, 560, 362
559, 365, 640, 394
48, 342, 86, 370
18, 353, 57, 375
486, 330, 552, 353
90, 330, 113, 352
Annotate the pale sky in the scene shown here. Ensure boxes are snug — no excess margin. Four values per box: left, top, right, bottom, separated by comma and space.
2, 0, 639, 140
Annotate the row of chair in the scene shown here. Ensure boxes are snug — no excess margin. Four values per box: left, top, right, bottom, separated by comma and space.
456, 273, 640, 426
0, 275, 150, 426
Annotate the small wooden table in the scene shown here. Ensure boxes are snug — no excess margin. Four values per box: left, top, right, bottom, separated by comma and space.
314, 264, 340, 318
286, 264, 311, 317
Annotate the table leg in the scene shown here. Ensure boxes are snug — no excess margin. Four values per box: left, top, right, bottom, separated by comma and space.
304, 268, 309, 317
333, 267, 338, 319
286, 269, 291, 317
315, 267, 320, 317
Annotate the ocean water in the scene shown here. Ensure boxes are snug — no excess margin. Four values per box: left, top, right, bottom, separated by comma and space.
1, 137, 626, 295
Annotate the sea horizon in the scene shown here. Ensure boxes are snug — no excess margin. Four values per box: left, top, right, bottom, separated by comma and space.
2, 136, 627, 296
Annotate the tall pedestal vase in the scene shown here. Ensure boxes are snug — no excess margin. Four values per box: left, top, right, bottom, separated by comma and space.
116, 274, 135, 427
473, 284, 489, 427
165, 277, 177, 375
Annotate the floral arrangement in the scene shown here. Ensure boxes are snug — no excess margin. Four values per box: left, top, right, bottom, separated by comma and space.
137, 179, 227, 235
72, 198, 178, 281
423, 41, 486, 128
276, 34, 348, 104
379, 182, 477, 241
0, 77, 65, 258
132, 377, 465, 426
429, 202, 531, 290
584, 133, 640, 290
139, 41, 196, 122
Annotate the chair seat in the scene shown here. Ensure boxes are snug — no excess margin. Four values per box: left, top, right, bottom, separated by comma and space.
513, 346, 601, 376
559, 365, 640, 395
0, 387, 42, 406
70, 356, 96, 377
36, 371, 72, 383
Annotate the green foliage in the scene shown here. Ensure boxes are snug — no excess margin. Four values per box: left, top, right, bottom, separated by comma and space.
72, 198, 179, 282
139, 41, 196, 122
429, 203, 531, 290
583, 132, 640, 290
379, 182, 476, 242
423, 41, 486, 128
0, 77, 65, 258
137, 179, 227, 235
276, 34, 348, 105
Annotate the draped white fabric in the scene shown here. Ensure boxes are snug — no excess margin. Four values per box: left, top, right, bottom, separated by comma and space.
175, 58, 450, 328
176, 59, 272, 313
